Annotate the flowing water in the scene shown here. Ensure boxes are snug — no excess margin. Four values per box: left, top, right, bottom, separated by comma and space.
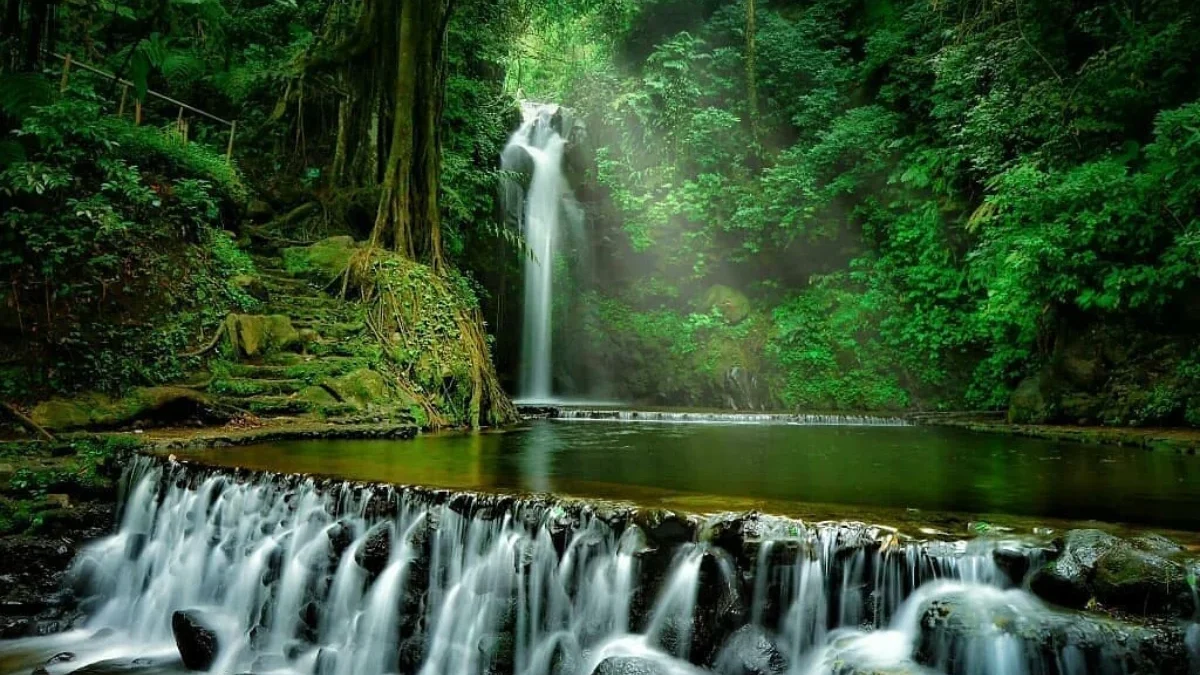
2, 424, 1199, 675
501, 103, 582, 402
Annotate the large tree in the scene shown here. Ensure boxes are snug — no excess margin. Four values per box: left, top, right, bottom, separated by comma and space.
311, 0, 455, 270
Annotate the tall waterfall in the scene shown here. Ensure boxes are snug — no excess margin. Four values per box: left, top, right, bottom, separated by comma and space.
502, 103, 581, 402
2, 455, 1194, 675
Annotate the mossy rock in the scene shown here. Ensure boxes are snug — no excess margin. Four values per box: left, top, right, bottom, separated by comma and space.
1008, 371, 1054, 424
322, 368, 397, 409
703, 285, 751, 324
225, 314, 300, 358
30, 387, 217, 432
283, 236, 360, 284
298, 385, 339, 407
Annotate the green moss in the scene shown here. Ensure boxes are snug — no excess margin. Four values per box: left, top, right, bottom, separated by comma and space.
283, 236, 360, 283
29, 387, 213, 432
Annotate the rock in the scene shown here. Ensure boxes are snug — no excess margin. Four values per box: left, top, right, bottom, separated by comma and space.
1029, 529, 1122, 608
225, 314, 300, 358
66, 657, 174, 674
354, 526, 391, 577
1092, 546, 1193, 616
323, 369, 390, 409
591, 656, 675, 675
703, 285, 751, 325
1130, 532, 1186, 555
44, 494, 70, 509
30, 387, 218, 432
1008, 371, 1053, 424
315, 647, 338, 675
247, 199, 274, 222
172, 609, 220, 671
298, 385, 339, 407
231, 274, 269, 301
282, 236, 360, 284
992, 546, 1032, 585
632, 510, 695, 549
711, 625, 788, 675
916, 588, 1191, 675
46, 652, 76, 664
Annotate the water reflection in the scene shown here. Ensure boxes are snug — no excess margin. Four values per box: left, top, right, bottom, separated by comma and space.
182, 421, 1200, 530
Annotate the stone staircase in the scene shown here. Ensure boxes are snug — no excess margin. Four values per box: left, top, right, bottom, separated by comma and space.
203, 253, 388, 423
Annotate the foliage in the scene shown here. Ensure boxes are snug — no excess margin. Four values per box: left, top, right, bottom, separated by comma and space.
556, 0, 1200, 418
0, 94, 252, 395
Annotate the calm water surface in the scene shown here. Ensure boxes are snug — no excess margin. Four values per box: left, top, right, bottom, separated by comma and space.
185, 420, 1200, 532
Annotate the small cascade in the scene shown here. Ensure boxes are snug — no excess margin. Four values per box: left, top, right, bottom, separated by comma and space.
555, 409, 912, 426
2, 456, 1195, 675
502, 102, 584, 403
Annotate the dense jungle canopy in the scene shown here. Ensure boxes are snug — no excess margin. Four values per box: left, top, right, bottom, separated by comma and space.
1, 0, 1199, 430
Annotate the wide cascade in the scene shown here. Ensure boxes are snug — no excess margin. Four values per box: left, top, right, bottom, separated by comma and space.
501, 103, 583, 403
4, 456, 1196, 675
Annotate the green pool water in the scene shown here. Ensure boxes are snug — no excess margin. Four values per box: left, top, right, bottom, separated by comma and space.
180, 419, 1200, 534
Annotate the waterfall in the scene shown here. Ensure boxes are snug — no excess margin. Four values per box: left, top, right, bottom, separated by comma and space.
1, 456, 1195, 675
502, 103, 581, 403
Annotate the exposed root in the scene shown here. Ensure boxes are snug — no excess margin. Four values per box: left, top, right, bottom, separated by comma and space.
342, 245, 517, 429
1, 401, 55, 441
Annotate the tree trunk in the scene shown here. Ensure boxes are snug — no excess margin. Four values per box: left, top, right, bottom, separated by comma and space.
745, 0, 759, 150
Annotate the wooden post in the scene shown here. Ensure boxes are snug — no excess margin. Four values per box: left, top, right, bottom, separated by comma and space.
177, 107, 185, 143
182, 118, 189, 145
134, 100, 142, 126
226, 120, 237, 164
117, 85, 128, 117
59, 53, 72, 93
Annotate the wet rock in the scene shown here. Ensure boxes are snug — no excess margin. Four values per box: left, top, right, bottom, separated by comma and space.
916, 588, 1191, 675
711, 625, 788, 675
123, 533, 147, 560
397, 633, 426, 673
1030, 529, 1194, 616
591, 656, 674, 675
1092, 546, 1193, 616
478, 633, 515, 674
1029, 529, 1122, 608
65, 657, 175, 674
315, 647, 338, 675
46, 652, 76, 664
992, 546, 1032, 584
632, 510, 695, 550
354, 525, 391, 578
172, 609, 220, 671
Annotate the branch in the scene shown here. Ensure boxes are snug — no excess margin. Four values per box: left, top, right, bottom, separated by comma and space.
1, 401, 54, 441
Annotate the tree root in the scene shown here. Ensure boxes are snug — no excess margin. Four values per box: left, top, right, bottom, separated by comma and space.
181, 320, 229, 358
1, 401, 55, 441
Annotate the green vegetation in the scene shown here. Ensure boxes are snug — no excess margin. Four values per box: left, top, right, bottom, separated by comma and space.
540, 0, 1200, 423
1, 0, 1198, 431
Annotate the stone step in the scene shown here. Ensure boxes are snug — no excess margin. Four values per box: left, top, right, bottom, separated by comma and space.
210, 378, 309, 397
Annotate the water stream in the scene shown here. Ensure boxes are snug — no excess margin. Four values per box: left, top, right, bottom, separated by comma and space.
502, 103, 581, 403
1, 455, 1196, 675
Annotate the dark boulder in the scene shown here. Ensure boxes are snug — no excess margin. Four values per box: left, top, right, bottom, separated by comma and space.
917, 588, 1191, 675
1029, 529, 1122, 608
1030, 529, 1195, 616
711, 625, 788, 675
1092, 546, 1193, 616
354, 525, 391, 578
171, 609, 220, 671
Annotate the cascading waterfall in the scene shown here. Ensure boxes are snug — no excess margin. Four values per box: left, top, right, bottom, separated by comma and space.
2, 456, 1197, 675
502, 103, 583, 402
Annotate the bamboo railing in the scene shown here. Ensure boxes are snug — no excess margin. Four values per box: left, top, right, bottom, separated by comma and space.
50, 51, 238, 164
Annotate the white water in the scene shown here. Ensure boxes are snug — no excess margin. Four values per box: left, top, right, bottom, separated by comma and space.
1, 457, 1196, 675
503, 103, 578, 402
